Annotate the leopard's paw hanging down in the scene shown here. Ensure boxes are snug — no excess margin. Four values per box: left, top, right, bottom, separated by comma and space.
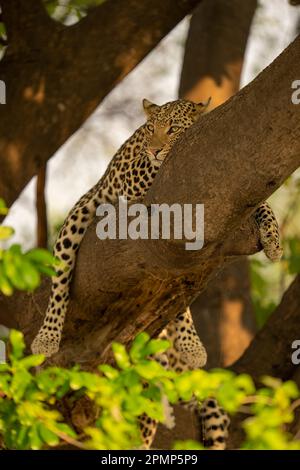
31, 327, 60, 356
255, 201, 283, 261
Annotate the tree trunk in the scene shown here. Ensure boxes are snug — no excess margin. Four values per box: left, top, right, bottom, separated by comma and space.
179, 0, 257, 105
36, 164, 48, 248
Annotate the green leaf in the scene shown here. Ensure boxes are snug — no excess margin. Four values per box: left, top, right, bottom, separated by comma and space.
0, 198, 8, 216
38, 424, 59, 447
29, 424, 44, 450
3, 247, 26, 288
36, 265, 57, 277
281, 380, 299, 399
285, 237, 300, 274
18, 355, 45, 369
129, 332, 150, 361
25, 249, 56, 266
0, 263, 13, 295
135, 360, 167, 380
11, 369, 33, 401
17, 259, 41, 291
173, 439, 204, 450
9, 329, 25, 360
140, 338, 170, 359
99, 364, 119, 379
55, 422, 77, 439
112, 343, 131, 370
0, 226, 14, 240
15, 425, 30, 449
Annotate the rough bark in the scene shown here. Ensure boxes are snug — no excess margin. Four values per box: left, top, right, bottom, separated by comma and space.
0, 34, 299, 370
0, 0, 201, 214
192, 260, 256, 368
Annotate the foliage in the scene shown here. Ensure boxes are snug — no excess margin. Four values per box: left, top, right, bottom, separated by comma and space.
250, 258, 277, 328
0, 21, 7, 54
283, 237, 300, 275
0, 330, 300, 450
250, 234, 300, 329
0, 1, 106, 53
48, 217, 64, 251
0, 199, 58, 295
1, 197, 300, 450
44, 0, 107, 23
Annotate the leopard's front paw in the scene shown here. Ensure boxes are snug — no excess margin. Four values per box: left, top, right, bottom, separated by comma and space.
255, 202, 283, 262
262, 239, 283, 262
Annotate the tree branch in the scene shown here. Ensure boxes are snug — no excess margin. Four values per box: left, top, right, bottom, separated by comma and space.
0, 0, 201, 214
36, 164, 48, 248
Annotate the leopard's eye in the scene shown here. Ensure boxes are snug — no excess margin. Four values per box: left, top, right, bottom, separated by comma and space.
168, 125, 181, 134
146, 123, 154, 133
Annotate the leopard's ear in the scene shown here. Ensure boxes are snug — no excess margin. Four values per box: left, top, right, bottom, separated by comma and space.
193, 97, 212, 115
143, 98, 160, 118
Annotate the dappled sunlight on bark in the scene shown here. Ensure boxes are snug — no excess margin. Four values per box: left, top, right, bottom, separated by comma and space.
23, 78, 45, 104
184, 60, 243, 107
220, 298, 253, 366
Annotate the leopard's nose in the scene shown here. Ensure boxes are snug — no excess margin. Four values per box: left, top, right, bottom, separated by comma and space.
149, 148, 161, 157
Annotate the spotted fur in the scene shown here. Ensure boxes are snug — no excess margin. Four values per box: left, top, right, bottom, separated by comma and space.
254, 201, 283, 261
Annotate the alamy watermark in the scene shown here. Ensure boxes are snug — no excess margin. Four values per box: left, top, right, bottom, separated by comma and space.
291, 340, 300, 365
96, 197, 204, 250
0, 79, 6, 104
291, 80, 300, 104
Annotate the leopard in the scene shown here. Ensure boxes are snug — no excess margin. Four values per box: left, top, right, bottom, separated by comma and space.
30, 97, 282, 449
31, 97, 213, 357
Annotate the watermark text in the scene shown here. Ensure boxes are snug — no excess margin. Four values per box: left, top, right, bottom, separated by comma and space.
96, 197, 204, 250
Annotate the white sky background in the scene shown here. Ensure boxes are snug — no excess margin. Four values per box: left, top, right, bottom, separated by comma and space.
3, 0, 300, 249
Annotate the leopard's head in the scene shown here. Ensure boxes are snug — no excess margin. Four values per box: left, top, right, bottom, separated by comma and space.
142, 98, 211, 163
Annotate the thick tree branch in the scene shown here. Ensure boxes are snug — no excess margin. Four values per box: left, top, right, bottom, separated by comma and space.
0, 34, 299, 370
36, 164, 48, 248
0, 0, 201, 213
